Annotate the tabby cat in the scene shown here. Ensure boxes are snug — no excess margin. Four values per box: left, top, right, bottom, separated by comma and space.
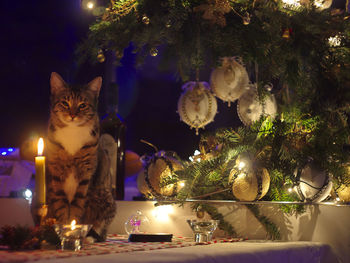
46, 72, 116, 241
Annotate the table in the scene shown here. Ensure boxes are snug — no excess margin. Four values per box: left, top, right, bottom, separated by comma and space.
0, 235, 338, 263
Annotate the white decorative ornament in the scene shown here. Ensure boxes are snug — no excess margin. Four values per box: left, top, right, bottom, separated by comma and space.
177, 81, 218, 135
313, 0, 332, 10
237, 86, 277, 126
295, 161, 333, 202
210, 57, 250, 106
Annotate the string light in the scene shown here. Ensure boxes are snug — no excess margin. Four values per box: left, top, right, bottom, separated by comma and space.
328, 35, 341, 47
87, 1, 94, 9
238, 161, 246, 170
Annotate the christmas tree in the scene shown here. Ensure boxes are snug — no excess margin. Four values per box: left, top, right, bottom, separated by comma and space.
79, 0, 350, 238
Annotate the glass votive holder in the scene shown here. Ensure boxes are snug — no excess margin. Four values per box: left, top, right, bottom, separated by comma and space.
54, 222, 92, 251
187, 219, 219, 243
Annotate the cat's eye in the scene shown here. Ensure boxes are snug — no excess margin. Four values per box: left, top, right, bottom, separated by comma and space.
61, 101, 69, 108
79, 103, 87, 109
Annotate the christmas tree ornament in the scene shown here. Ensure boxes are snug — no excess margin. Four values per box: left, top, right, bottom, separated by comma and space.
294, 161, 333, 202
137, 151, 184, 198
115, 49, 123, 59
165, 19, 172, 28
97, 49, 105, 63
336, 184, 350, 202
237, 87, 277, 126
124, 210, 151, 235
282, 28, 291, 39
313, 0, 332, 9
210, 57, 250, 107
242, 12, 251, 25
334, 165, 350, 202
229, 155, 270, 201
193, 0, 231, 27
177, 81, 218, 135
142, 14, 150, 25
150, 47, 158, 57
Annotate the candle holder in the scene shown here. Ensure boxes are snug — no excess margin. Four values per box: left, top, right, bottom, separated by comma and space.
187, 219, 219, 243
31, 203, 48, 226
54, 223, 92, 251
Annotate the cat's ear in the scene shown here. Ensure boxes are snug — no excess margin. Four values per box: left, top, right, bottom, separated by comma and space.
50, 72, 67, 94
87, 77, 102, 96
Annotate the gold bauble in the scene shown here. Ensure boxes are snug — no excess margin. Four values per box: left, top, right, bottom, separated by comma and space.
282, 29, 290, 39
137, 156, 183, 198
150, 47, 158, 57
337, 184, 350, 202
337, 166, 350, 202
229, 164, 270, 201
97, 50, 105, 63
196, 210, 205, 219
142, 15, 150, 25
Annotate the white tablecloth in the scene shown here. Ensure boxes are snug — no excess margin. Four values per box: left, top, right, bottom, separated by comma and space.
32, 241, 338, 263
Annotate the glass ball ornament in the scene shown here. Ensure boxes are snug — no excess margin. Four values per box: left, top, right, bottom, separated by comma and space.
165, 19, 172, 28
115, 50, 123, 59
124, 210, 151, 235
142, 15, 150, 25
150, 47, 158, 57
242, 12, 251, 25
97, 49, 105, 63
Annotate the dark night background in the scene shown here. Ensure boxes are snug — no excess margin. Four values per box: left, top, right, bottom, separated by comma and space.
2, 0, 345, 159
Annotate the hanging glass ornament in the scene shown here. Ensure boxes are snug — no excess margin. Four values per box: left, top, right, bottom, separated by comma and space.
294, 160, 333, 202
177, 81, 218, 135
150, 47, 158, 57
124, 210, 151, 235
210, 57, 250, 107
165, 19, 172, 28
115, 49, 123, 59
97, 49, 105, 63
282, 28, 291, 39
242, 12, 251, 25
142, 14, 150, 25
237, 86, 277, 126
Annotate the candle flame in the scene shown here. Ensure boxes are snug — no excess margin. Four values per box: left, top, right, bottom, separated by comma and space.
37, 138, 44, 156
71, 219, 77, 230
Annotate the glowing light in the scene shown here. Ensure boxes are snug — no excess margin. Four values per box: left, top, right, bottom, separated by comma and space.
336, 197, 340, 202
152, 205, 174, 222
189, 150, 201, 162
37, 138, 44, 156
86, 1, 94, 9
179, 181, 185, 187
238, 161, 246, 170
23, 189, 32, 200
71, 220, 77, 230
1, 152, 6, 156
288, 187, 293, 193
328, 35, 341, 47
7, 148, 13, 152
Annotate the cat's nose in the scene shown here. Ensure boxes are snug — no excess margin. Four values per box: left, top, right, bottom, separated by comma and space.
70, 114, 76, 120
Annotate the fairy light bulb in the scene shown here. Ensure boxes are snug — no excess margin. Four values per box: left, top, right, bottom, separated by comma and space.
238, 161, 246, 170
86, 1, 94, 9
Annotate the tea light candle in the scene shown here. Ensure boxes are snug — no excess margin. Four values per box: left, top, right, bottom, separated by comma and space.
54, 220, 92, 251
35, 138, 46, 205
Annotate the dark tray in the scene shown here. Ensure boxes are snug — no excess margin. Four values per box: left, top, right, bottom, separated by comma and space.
128, 233, 173, 242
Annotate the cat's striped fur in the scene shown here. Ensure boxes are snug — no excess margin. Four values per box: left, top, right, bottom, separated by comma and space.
47, 72, 115, 241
